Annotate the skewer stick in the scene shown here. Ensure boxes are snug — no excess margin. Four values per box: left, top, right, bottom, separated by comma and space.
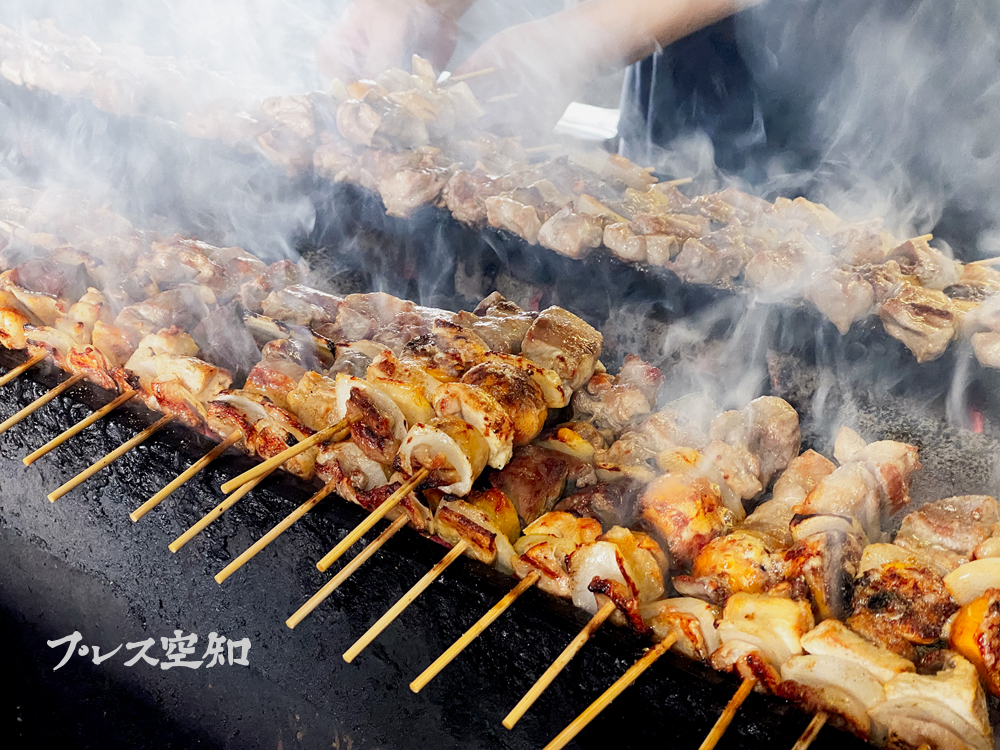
484, 92, 518, 104
446, 67, 495, 84
316, 467, 430, 572
219, 421, 348, 494
663, 177, 694, 186
168, 467, 274, 553
410, 571, 541, 693
47, 414, 175, 502
214, 480, 339, 583
24, 390, 137, 466
503, 599, 617, 729
0, 351, 46, 388
911, 233, 933, 243
524, 144, 560, 154
969, 255, 1000, 266
0, 372, 85, 434
697, 677, 757, 750
791, 711, 828, 750
130, 430, 241, 521
543, 630, 679, 750
343, 539, 469, 663
286, 515, 409, 630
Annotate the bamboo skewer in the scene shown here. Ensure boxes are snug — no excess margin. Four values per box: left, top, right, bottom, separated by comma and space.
484, 92, 518, 104
24, 390, 137, 466
970, 255, 1000, 266
523, 144, 560, 154
219, 420, 348, 494
697, 677, 757, 750
130, 430, 241, 521
543, 631, 679, 750
446, 67, 495, 84
791, 711, 828, 750
503, 599, 617, 729
316, 467, 430, 572
47, 414, 175, 502
343, 539, 469, 663
0, 372, 85, 434
214, 479, 339, 584
286, 514, 409, 630
0, 351, 46, 388
168, 467, 274, 553
663, 176, 694, 186
410, 571, 541, 693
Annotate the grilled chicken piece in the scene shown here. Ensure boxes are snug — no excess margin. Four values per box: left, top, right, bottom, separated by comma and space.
805, 266, 876, 334
894, 495, 1000, 572
442, 170, 502, 225
833, 427, 922, 518
949, 589, 1000, 698
629, 211, 709, 240
244, 341, 307, 411
114, 284, 216, 346
603, 222, 647, 263
460, 357, 547, 445
432, 382, 514, 469
260, 285, 342, 327
490, 444, 570, 524
784, 528, 863, 620
121, 328, 232, 428
378, 160, 449, 218
779, 653, 887, 738
880, 283, 957, 363
886, 236, 962, 291
401, 319, 489, 381
0, 291, 36, 349
484, 194, 543, 245
457, 292, 536, 355
364, 352, 437, 427
640, 474, 734, 568
868, 652, 993, 750
315, 440, 388, 499
676, 530, 785, 603
554, 479, 643, 529
710, 396, 801, 487
847, 562, 959, 660
285, 370, 342, 431
571, 355, 664, 434
510, 511, 602, 599
802, 619, 915, 682
434, 488, 519, 572
521, 306, 602, 392
640, 597, 721, 661
537, 206, 603, 260
326, 291, 435, 351
398, 416, 489, 496
206, 389, 318, 479
795, 462, 882, 542
335, 374, 409, 465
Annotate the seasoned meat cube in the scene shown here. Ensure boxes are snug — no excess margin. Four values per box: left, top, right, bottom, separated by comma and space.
490, 444, 569, 524
895, 496, 1000, 571
484, 194, 542, 245
880, 282, 956, 362
521, 306, 602, 391
640, 474, 733, 568
537, 207, 603, 259
554, 479, 643, 529
443, 170, 501, 225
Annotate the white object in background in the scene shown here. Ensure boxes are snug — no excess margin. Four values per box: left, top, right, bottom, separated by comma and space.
554, 103, 620, 142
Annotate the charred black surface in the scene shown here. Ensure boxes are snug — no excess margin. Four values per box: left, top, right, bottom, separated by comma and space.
0, 349, 869, 750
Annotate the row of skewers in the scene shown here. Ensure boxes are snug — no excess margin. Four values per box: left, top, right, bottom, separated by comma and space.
0, 178, 997, 750
4, 20, 1000, 379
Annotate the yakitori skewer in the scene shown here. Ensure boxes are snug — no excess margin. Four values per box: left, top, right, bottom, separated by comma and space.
315, 468, 430, 572
342, 539, 470, 663
286, 514, 409, 630
47, 413, 175, 502
697, 677, 757, 750
219, 420, 349, 494
791, 712, 828, 750
543, 631, 679, 750
24, 390, 137, 466
214, 479, 339, 583
503, 600, 617, 729
168, 467, 275, 552
0, 351, 46, 388
130, 430, 241, 521
410, 570, 541, 693
0, 372, 85, 434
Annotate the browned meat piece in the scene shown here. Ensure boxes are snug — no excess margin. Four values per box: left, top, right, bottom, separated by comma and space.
879, 282, 956, 362
640, 474, 732, 568
378, 166, 448, 218
702, 440, 762, 500
571, 355, 663, 434
521, 306, 602, 391
770, 196, 842, 233
847, 563, 959, 659
402, 319, 489, 381
602, 222, 645, 262
336, 99, 382, 146
8, 258, 89, 301
347, 386, 401, 465
629, 212, 709, 240
554, 480, 642, 529
489, 444, 569, 524
537, 207, 604, 260
113, 284, 216, 346
972, 331, 1000, 368
461, 357, 547, 445
669, 228, 756, 285
886, 237, 962, 290
947, 263, 1000, 303
832, 220, 894, 265
443, 170, 502, 225
710, 396, 800, 488
805, 266, 876, 334
692, 188, 772, 225
484, 194, 542, 245
784, 530, 863, 620
676, 530, 785, 603
894, 496, 1000, 571
260, 285, 342, 327
453, 292, 536, 354
260, 94, 315, 140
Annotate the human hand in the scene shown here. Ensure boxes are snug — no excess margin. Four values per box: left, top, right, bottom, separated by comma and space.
318, 0, 463, 82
